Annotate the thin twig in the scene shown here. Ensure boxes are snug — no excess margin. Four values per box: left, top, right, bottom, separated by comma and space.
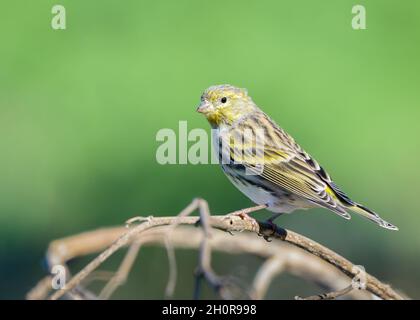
193, 199, 227, 299
48, 216, 196, 300
296, 284, 355, 300
99, 241, 142, 299
250, 256, 286, 300
26, 276, 53, 300
194, 201, 266, 299
163, 236, 177, 298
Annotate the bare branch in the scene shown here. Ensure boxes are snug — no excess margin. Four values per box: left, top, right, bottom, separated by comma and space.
163, 236, 178, 298
296, 284, 354, 300
32, 200, 403, 300
99, 241, 142, 299
250, 256, 286, 300
27, 226, 372, 300
26, 276, 53, 300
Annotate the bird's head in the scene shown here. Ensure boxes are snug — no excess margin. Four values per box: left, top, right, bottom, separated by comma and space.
197, 84, 255, 127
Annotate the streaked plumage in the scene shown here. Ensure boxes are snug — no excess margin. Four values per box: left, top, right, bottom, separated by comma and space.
197, 84, 398, 230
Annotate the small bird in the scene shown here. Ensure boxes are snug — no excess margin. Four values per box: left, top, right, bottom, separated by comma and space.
197, 84, 398, 230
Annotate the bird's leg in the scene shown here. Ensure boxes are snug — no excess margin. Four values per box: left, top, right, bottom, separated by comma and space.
267, 212, 283, 224
258, 213, 283, 242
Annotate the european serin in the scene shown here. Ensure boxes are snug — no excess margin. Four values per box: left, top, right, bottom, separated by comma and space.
197, 84, 398, 230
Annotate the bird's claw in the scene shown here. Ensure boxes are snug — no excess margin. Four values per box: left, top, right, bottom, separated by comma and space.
257, 231, 273, 242
263, 235, 273, 242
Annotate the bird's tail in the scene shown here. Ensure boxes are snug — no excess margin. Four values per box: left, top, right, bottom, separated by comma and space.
350, 204, 398, 231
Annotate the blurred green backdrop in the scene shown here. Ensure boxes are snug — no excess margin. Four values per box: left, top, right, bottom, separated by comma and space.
0, 0, 419, 299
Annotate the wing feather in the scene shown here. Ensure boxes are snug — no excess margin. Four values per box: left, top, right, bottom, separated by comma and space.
225, 114, 352, 219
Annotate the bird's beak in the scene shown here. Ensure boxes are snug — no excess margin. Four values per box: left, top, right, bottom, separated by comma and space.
196, 100, 212, 114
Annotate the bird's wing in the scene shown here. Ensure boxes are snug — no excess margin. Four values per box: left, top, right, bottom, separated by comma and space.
260, 150, 351, 217
231, 118, 352, 218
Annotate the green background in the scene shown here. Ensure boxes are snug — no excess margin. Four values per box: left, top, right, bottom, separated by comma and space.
0, 0, 419, 299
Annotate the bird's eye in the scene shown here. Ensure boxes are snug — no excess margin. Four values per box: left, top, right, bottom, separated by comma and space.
221, 97, 227, 104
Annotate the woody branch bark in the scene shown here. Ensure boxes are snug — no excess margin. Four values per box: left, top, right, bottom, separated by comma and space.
27, 199, 404, 300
